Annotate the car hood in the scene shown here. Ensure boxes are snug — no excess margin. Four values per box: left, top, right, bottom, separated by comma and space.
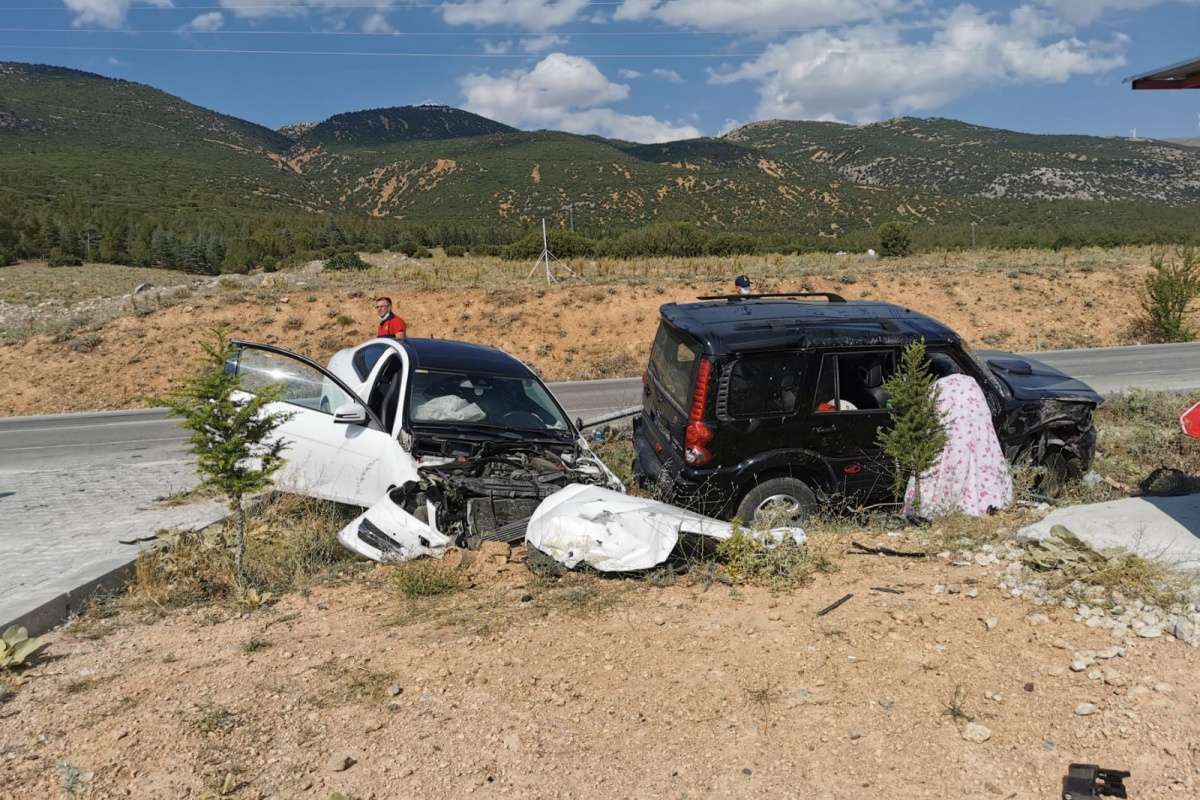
978, 350, 1102, 405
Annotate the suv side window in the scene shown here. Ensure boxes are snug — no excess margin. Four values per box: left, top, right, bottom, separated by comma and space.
813, 351, 897, 413
723, 353, 805, 417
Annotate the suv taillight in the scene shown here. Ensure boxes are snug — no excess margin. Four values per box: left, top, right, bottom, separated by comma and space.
684, 358, 714, 466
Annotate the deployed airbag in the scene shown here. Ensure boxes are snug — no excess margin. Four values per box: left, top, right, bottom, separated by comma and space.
525, 484, 806, 572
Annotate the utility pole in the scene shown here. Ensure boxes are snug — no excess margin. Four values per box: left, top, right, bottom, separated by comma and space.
526, 218, 576, 285
970, 221, 977, 248
564, 203, 575, 232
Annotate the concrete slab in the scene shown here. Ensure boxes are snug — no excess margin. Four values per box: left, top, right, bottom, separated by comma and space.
1018, 494, 1200, 570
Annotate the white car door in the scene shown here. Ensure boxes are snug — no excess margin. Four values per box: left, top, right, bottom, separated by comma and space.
231, 342, 419, 507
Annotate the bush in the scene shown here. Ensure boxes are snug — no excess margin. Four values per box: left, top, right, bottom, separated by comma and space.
47, 247, 83, 267
1139, 248, 1200, 343
443, 244, 468, 257
393, 561, 465, 598
716, 529, 817, 591
325, 251, 369, 271
397, 241, 433, 259
878, 222, 913, 258
594, 222, 708, 258
503, 229, 596, 260
704, 232, 759, 257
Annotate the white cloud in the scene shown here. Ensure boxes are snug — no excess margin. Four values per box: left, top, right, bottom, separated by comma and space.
618, 68, 643, 79
711, 5, 1129, 123
460, 53, 700, 142
615, 0, 903, 32
652, 68, 684, 83
482, 39, 514, 54
182, 11, 225, 31
522, 34, 568, 53
63, 0, 172, 29
215, 0, 393, 20
361, 11, 394, 33
1033, 0, 1190, 26
440, 0, 590, 31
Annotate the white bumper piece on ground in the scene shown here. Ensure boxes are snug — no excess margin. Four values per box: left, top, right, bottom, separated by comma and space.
525, 484, 806, 572
336, 492, 452, 563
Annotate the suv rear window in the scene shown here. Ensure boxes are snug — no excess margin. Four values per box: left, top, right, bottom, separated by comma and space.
649, 323, 699, 409
814, 351, 897, 412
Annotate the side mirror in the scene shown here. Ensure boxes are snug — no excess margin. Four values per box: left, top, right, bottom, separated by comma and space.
333, 403, 367, 425
575, 416, 584, 432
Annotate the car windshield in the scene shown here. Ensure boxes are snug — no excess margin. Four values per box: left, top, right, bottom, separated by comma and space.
407, 369, 570, 433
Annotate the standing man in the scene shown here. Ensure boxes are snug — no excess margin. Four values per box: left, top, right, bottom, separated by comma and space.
374, 297, 407, 339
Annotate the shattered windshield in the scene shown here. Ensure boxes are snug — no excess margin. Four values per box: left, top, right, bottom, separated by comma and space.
407, 369, 570, 433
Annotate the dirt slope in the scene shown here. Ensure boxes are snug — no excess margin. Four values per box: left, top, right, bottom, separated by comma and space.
2, 545, 1196, 799
0, 260, 1147, 416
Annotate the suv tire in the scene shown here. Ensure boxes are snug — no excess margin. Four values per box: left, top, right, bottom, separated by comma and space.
735, 477, 817, 526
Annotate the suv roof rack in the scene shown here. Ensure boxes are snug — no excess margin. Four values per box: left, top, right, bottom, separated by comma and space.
694, 291, 847, 303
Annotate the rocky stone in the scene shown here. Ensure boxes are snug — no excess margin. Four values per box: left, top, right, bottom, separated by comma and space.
1153, 682, 1174, 694
981, 617, 999, 631
1171, 618, 1196, 643
1102, 669, 1127, 687
1026, 613, 1051, 626
1074, 703, 1099, 717
327, 753, 357, 772
961, 722, 992, 743
387, 685, 403, 697
1133, 623, 1163, 639
1070, 659, 1091, 673
1095, 646, 1123, 660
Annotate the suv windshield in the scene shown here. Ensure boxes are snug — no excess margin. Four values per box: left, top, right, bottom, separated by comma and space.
407, 369, 569, 433
649, 323, 699, 409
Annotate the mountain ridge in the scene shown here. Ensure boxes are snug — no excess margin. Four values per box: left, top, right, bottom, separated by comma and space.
2, 61, 1198, 241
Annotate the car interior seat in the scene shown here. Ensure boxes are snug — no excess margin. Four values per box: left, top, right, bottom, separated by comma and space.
862, 363, 889, 409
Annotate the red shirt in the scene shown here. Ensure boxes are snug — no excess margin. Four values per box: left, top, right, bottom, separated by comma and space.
377, 313, 406, 339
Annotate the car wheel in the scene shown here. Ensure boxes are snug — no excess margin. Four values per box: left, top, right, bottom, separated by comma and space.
1039, 447, 1083, 498
735, 477, 817, 526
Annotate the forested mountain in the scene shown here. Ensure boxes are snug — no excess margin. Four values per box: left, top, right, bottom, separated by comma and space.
2, 61, 1198, 272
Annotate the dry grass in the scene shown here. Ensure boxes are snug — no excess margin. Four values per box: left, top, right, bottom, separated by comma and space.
127, 493, 358, 610
391, 561, 466, 599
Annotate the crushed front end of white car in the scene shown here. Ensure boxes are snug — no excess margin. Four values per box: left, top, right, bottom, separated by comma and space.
337, 437, 622, 562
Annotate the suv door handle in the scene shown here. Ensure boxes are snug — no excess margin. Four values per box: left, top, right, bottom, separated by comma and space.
813, 424, 838, 434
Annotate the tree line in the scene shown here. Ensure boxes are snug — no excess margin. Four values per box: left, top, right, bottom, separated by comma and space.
2, 194, 1197, 272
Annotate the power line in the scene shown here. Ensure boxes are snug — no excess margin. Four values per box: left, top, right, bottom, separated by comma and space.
0, 26, 802, 36
0, 43, 766, 57
2, 2, 626, 8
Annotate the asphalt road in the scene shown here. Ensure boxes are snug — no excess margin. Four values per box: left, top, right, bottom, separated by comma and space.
2, 342, 1199, 472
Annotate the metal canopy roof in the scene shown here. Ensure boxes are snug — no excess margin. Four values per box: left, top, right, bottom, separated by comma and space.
1128, 55, 1200, 90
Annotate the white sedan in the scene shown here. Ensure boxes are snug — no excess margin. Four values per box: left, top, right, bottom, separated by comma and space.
229, 337, 623, 561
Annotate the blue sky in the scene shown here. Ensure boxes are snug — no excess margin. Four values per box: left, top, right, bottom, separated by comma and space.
1, 0, 1197, 142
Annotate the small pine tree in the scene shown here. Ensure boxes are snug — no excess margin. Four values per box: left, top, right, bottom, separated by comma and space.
876, 340, 946, 513
163, 329, 292, 587
1140, 248, 1200, 343
878, 221, 913, 258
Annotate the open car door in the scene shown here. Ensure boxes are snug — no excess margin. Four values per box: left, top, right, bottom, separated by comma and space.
230, 341, 418, 507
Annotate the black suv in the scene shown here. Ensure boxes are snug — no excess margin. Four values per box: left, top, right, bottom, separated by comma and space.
632, 293, 1102, 522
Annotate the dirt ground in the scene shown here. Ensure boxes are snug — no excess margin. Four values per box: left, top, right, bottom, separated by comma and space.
2, 538, 1197, 800
0, 247, 1154, 416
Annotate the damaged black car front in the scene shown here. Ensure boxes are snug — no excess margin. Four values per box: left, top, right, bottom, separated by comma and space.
976, 350, 1102, 494
337, 351, 623, 563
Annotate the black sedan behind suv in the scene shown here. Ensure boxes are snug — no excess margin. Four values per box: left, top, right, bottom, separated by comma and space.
632, 293, 1102, 523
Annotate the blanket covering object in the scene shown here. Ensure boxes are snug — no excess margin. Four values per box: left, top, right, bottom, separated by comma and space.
904, 374, 1013, 518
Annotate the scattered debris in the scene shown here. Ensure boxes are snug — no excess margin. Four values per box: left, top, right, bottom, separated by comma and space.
1062, 763, 1130, 799
816, 593, 853, 617
961, 722, 992, 743
869, 586, 904, 594
849, 541, 926, 558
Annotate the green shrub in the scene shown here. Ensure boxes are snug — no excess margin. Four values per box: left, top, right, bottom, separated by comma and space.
397, 241, 433, 259
393, 561, 465, 598
878, 222, 913, 258
716, 529, 816, 591
1, 625, 47, 670
325, 251, 369, 271
704, 232, 759, 257
594, 222, 708, 258
47, 247, 83, 267
502, 229, 596, 261
443, 244, 468, 257
1139, 248, 1200, 343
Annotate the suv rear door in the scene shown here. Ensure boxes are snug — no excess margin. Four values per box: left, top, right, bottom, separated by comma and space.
809, 349, 898, 499
642, 322, 702, 462
710, 350, 813, 463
